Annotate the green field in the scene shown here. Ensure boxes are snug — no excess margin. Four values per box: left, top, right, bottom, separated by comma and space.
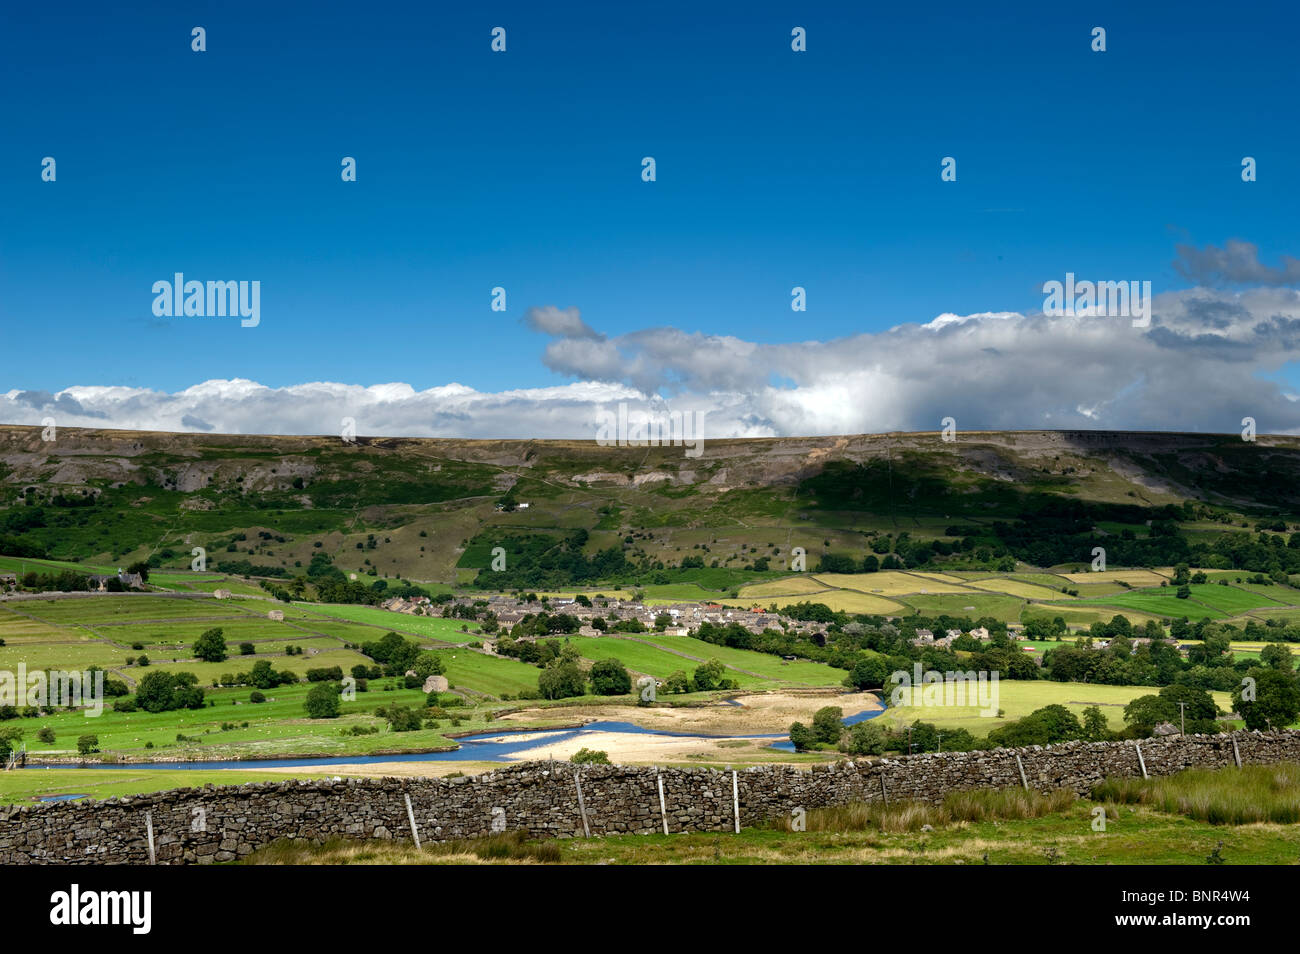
563, 636, 772, 688
293, 603, 472, 644
895, 592, 1026, 620
14, 596, 260, 625
0, 559, 1292, 772
878, 679, 1235, 736
637, 634, 848, 686
15, 679, 471, 759
1073, 582, 1292, 620
431, 648, 545, 697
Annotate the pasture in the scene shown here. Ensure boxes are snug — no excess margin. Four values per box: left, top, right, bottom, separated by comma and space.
877, 679, 1234, 736
637, 634, 848, 687
730, 590, 906, 615
813, 571, 972, 595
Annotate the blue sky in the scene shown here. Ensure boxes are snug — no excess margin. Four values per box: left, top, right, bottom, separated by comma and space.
3, 0, 1299, 436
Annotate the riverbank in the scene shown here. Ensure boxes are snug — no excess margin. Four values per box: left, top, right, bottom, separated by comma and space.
500, 690, 882, 737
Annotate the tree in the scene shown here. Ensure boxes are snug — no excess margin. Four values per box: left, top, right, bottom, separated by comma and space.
664, 670, 690, 694
812, 706, 844, 746
589, 658, 632, 696
1082, 705, 1109, 741
538, 660, 587, 700
845, 656, 888, 690
1260, 643, 1294, 673
37, 727, 55, 744
1234, 668, 1300, 730
1124, 685, 1218, 735
988, 705, 1083, 748
1187, 629, 1231, 665
77, 734, 99, 755
845, 720, 885, 755
192, 627, 228, 663
249, 659, 276, 688
304, 682, 341, 719
413, 652, 445, 680
1158, 684, 1219, 733
135, 670, 205, 713
691, 658, 729, 691
789, 721, 817, 751
0, 727, 22, 760
1123, 694, 1172, 735
360, 631, 421, 675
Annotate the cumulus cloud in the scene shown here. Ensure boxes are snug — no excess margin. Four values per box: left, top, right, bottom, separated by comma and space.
1174, 239, 1300, 287
1, 378, 651, 440
522, 305, 604, 340
7, 282, 1300, 439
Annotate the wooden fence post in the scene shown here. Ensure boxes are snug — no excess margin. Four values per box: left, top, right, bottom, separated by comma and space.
731, 770, 741, 834
574, 772, 591, 838
404, 793, 421, 850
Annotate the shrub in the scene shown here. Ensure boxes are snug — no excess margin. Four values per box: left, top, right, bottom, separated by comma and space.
844, 720, 885, 756
76, 734, 99, 755
789, 721, 817, 751
812, 706, 844, 746
375, 704, 423, 732
306, 666, 345, 683
249, 690, 266, 703
0, 727, 21, 760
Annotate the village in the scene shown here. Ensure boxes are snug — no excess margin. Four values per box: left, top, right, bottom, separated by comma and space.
374, 592, 1193, 662
379, 592, 799, 639
378, 591, 1033, 651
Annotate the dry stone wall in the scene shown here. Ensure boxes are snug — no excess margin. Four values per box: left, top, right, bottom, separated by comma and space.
4, 729, 1300, 864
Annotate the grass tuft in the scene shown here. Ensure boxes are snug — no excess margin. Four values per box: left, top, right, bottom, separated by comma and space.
1093, 763, 1300, 825
769, 786, 1077, 833
242, 831, 561, 865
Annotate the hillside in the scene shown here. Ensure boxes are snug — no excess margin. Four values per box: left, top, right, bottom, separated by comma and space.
2, 426, 1299, 592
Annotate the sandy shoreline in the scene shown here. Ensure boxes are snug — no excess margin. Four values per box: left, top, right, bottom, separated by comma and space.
501, 689, 882, 736
236, 690, 882, 777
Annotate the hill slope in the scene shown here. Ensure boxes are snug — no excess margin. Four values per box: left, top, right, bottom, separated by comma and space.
1, 426, 1298, 589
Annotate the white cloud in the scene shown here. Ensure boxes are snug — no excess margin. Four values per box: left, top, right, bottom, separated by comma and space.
7, 285, 1300, 438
